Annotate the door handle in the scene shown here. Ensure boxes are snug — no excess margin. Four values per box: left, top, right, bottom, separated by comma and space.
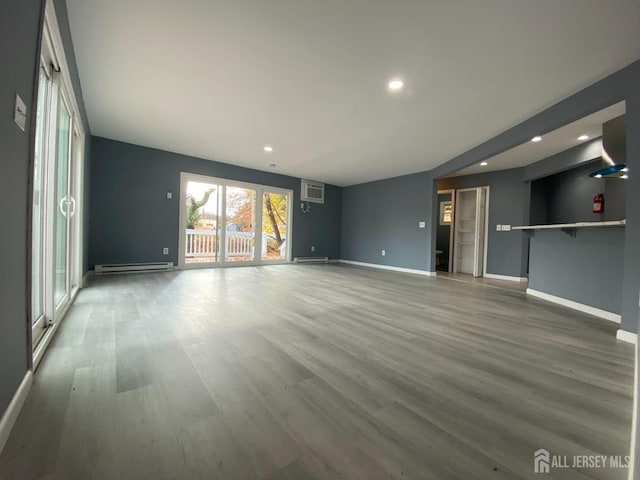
59, 196, 68, 217
68, 197, 76, 217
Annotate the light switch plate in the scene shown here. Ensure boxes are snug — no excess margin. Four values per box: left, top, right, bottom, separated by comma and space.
14, 94, 26, 131
166, 192, 172, 199
419, 221, 426, 228
501, 224, 511, 231
496, 224, 502, 231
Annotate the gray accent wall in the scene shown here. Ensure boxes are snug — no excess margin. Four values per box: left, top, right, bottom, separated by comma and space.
439, 169, 529, 278
528, 228, 624, 314
0, 0, 43, 420
89, 137, 341, 267
340, 171, 432, 271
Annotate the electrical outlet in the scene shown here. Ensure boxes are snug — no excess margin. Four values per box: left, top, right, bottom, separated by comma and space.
311, 245, 315, 252
419, 221, 426, 228
501, 225, 511, 231
163, 247, 169, 255
496, 224, 502, 231
166, 192, 172, 199
381, 249, 386, 256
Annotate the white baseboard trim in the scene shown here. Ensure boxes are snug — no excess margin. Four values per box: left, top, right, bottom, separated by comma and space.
0, 370, 33, 455
616, 329, 638, 344
339, 259, 436, 276
526, 288, 621, 324
484, 273, 528, 283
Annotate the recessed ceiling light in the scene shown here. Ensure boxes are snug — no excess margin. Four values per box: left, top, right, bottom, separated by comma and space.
531, 136, 542, 142
621, 174, 629, 179
388, 79, 404, 91
578, 134, 589, 141
480, 161, 488, 166
268, 163, 276, 168
263, 146, 273, 153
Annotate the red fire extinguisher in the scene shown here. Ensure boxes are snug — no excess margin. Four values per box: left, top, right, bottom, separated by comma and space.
593, 194, 604, 214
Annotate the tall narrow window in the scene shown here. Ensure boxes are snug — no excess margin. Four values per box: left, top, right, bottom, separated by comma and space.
261, 192, 288, 261
54, 96, 71, 307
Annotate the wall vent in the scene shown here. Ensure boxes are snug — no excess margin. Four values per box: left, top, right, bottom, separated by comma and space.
301, 179, 325, 204
95, 262, 174, 274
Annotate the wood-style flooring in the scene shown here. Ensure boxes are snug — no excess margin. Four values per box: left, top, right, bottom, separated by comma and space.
0, 264, 634, 480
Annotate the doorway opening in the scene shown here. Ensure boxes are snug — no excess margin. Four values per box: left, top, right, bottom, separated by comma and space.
435, 186, 489, 278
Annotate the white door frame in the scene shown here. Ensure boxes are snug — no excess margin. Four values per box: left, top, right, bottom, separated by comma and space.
452, 186, 489, 277
178, 172, 293, 269
482, 186, 490, 277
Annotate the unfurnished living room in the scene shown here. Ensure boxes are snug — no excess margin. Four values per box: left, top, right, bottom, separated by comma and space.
1, 1, 640, 479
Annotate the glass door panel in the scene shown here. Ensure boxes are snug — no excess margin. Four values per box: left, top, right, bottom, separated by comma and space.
261, 192, 288, 261
54, 98, 71, 308
225, 186, 256, 262
185, 181, 221, 264
32, 67, 50, 344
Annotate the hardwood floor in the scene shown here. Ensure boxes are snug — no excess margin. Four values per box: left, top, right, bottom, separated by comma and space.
0, 264, 634, 480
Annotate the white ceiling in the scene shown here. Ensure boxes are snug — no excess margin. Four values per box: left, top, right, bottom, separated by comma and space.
66, 0, 640, 187
451, 102, 626, 177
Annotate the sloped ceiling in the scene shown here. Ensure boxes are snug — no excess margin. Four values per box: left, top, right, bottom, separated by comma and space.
67, 0, 640, 186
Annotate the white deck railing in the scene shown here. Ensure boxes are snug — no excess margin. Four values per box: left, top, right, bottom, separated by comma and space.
186, 229, 287, 260
186, 229, 254, 258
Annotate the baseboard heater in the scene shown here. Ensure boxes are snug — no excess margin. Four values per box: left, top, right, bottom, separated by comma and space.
95, 262, 174, 274
293, 257, 329, 264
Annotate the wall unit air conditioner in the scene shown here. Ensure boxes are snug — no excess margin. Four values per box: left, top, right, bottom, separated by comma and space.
301, 179, 325, 204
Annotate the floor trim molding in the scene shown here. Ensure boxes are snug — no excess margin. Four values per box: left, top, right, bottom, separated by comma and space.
526, 288, 621, 324
616, 329, 638, 344
0, 370, 33, 455
339, 259, 436, 276
484, 273, 528, 283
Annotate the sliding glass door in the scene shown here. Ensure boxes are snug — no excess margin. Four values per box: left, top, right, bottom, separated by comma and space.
31, 6, 85, 358
54, 94, 72, 310
179, 173, 292, 268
